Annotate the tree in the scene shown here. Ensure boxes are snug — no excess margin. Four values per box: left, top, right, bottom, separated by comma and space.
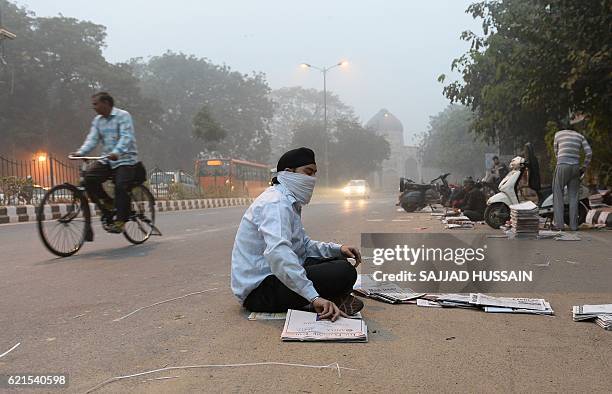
133, 52, 274, 167
288, 119, 390, 185
419, 105, 494, 178
193, 105, 226, 150
0, 1, 161, 168
331, 119, 390, 183
441, 0, 611, 184
269, 86, 358, 161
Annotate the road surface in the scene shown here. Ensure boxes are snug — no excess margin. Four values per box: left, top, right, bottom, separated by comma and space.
1, 195, 611, 393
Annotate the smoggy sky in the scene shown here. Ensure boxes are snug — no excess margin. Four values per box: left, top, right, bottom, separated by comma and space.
16, 0, 480, 145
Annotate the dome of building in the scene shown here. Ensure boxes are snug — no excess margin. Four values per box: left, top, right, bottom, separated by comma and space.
365, 109, 404, 145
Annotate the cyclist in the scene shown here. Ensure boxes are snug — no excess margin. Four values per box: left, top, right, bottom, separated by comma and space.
71, 92, 139, 233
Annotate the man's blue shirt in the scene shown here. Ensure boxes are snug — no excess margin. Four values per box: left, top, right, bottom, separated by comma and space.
231, 183, 342, 304
77, 107, 138, 168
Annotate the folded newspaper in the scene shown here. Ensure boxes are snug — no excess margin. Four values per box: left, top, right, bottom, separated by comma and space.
572, 304, 612, 321
417, 293, 554, 315
469, 293, 550, 312
354, 274, 425, 303
281, 309, 368, 342
248, 311, 363, 320
595, 314, 612, 331
572, 304, 612, 330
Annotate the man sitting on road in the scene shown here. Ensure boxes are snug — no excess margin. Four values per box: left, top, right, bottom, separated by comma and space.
231, 147, 363, 321
460, 177, 487, 221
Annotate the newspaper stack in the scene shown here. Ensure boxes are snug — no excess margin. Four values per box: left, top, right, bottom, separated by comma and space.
354, 274, 425, 304
595, 315, 612, 331
471, 293, 554, 315
432, 209, 460, 217
442, 215, 474, 229
281, 309, 368, 342
572, 304, 612, 330
509, 201, 540, 237
417, 293, 554, 315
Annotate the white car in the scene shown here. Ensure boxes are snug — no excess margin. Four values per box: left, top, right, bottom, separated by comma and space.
343, 179, 370, 199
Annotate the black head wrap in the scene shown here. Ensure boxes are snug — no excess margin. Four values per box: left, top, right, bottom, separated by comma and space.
272, 147, 316, 184
276, 147, 316, 171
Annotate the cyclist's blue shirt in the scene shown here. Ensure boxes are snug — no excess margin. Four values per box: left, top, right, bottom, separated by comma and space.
77, 107, 139, 169
231, 183, 342, 304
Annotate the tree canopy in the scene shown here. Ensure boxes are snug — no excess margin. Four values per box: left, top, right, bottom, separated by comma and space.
419, 105, 495, 179
441, 0, 611, 184
268, 86, 357, 161
0, 1, 274, 171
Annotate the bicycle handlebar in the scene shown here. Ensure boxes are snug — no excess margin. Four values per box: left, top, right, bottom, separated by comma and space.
68, 155, 108, 160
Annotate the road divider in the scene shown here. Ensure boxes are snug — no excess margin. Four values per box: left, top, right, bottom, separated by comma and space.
0, 198, 254, 225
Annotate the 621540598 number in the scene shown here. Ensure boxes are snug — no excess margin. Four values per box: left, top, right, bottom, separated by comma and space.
1, 373, 69, 388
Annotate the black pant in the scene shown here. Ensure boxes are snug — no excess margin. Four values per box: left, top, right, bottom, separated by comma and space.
83, 162, 134, 222
463, 209, 484, 221
243, 257, 357, 312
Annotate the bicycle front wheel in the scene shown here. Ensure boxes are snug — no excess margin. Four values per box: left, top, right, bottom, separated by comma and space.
37, 184, 90, 257
123, 184, 156, 244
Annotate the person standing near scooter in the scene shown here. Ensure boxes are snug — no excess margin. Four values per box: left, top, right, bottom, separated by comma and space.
552, 128, 592, 231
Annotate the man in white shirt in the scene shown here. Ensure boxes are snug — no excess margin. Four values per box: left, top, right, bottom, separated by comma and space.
231, 147, 363, 321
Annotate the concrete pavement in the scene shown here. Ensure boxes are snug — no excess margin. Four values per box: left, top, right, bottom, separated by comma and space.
0, 195, 611, 393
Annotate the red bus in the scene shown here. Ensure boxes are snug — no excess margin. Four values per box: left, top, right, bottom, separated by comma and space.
195, 158, 271, 197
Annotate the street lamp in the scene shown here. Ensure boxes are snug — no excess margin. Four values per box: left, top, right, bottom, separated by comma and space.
300, 60, 348, 188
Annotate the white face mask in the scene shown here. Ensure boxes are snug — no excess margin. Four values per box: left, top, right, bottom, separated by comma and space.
277, 171, 316, 205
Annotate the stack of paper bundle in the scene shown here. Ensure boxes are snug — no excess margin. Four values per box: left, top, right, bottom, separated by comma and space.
509, 201, 540, 237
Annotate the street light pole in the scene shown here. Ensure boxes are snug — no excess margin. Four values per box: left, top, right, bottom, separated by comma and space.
322, 68, 328, 188
300, 61, 347, 188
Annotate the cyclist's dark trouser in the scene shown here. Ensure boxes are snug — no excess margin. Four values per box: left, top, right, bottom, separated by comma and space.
83, 162, 134, 222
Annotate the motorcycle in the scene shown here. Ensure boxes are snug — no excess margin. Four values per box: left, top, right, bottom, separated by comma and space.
484, 143, 590, 229
399, 173, 451, 213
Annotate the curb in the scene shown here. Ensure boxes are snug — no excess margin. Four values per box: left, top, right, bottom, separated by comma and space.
0, 198, 253, 225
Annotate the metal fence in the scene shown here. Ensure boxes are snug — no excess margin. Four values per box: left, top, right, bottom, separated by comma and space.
0, 155, 79, 205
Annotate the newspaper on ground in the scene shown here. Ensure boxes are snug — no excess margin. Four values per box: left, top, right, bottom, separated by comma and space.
443, 215, 471, 224
435, 294, 472, 304
417, 298, 442, 308
249, 311, 363, 320
469, 293, 548, 311
595, 314, 612, 330
483, 301, 554, 315
572, 304, 612, 321
555, 232, 581, 241
281, 309, 368, 342
445, 223, 475, 229
420, 294, 480, 309
413, 293, 555, 316
442, 215, 474, 229
248, 312, 287, 320
354, 274, 425, 304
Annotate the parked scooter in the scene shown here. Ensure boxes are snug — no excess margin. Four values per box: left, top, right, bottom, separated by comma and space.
484, 143, 590, 229
399, 173, 451, 213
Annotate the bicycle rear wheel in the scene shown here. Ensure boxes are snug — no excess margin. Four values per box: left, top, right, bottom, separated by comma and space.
37, 184, 90, 257
123, 184, 155, 244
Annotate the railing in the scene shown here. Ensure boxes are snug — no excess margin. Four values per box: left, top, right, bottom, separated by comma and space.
0, 155, 79, 206
148, 167, 202, 201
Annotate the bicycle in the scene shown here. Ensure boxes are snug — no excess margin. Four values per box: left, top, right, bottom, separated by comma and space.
37, 155, 161, 257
